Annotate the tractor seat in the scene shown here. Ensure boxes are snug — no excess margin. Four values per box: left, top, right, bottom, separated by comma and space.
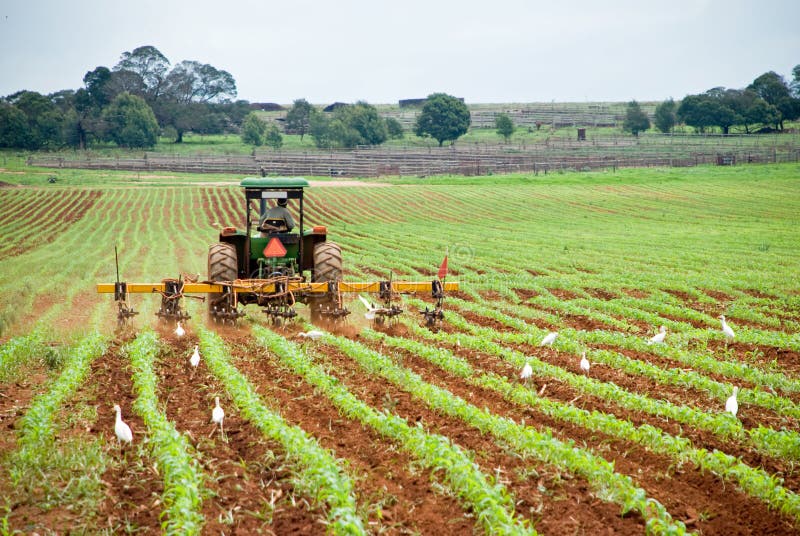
259, 218, 289, 234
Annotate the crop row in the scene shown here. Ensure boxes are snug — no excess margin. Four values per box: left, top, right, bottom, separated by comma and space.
7, 334, 108, 515
364, 328, 800, 523
195, 326, 366, 534
432, 297, 800, 440
252, 324, 535, 535
402, 310, 800, 465
306, 325, 687, 534
127, 331, 205, 534
0, 329, 47, 382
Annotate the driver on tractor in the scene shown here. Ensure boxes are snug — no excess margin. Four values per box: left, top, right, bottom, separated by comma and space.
259, 198, 295, 234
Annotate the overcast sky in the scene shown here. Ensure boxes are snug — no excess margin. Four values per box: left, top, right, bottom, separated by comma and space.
1, 0, 798, 104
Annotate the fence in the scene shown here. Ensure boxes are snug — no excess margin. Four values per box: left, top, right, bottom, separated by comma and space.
27, 134, 800, 178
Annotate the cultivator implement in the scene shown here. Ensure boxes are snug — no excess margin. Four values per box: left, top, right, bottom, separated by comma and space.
97, 277, 459, 328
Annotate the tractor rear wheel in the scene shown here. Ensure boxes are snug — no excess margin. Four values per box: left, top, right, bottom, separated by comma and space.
311, 242, 343, 322
313, 242, 343, 283
208, 243, 237, 318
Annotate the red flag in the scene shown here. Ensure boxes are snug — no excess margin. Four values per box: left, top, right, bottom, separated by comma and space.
438, 255, 448, 279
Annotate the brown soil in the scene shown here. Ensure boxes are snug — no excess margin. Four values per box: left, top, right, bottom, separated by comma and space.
365, 338, 800, 535
547, 288, 580, 300
621, 288, 650, 299
513, 287, 540, 301
584, 287, 618, 300
224, 332, 476, 534
312, 341, 648, 535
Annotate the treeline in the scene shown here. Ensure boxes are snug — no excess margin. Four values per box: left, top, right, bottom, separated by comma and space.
0, 45, 251, 150
244, 93, 469, 149
623, 67, 800, 136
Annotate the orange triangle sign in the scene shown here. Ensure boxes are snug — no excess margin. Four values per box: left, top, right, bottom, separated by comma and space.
263, 237, 287, 258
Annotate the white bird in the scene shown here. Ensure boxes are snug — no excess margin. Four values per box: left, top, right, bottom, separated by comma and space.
725, 386, 739, 417
647, 325, 667, 345
719, 315, 735, 342
210, 397, 225, 438
358, 295, 380, 320
579, 352, 591, 374
298, 329, 325, 341
540, 331, 558, 347
189, 345, 200, 371
174, 321, 185, 337
113, 404, 133, 447
520, 362, 533, 382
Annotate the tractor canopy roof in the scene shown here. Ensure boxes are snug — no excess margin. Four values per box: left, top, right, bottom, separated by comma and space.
240, 177, 309, 188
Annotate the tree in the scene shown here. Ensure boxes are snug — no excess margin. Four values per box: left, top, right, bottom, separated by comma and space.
792, 64, 800, 97
414, 93, 471, 146
102, 92, 159, 148
334, 101, 387, 146
163, 60, 237, 104
747, 71, 799, 129
495, 113, 515, 142
264, 124, 283, 150
622, 100, 650, 136
0, 102, 31, 148
4, 90, 67, 149
385, 117, 404, 139
114, 45, 170, 104
241, 112, 267, 146
285, 99, 314, 140
653, 99, 676, 133
309, 102, 388, 148
309, 112, 333, 148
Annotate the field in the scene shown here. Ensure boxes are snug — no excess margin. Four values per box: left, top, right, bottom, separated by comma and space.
1, 161, 800, 535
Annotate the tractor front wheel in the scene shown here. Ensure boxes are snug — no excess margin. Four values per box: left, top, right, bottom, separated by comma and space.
208, 243, 237, 319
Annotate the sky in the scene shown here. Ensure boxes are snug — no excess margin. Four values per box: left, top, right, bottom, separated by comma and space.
1, 0, 798, 105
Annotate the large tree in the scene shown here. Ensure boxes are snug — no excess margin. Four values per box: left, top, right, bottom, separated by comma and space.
114, 45, 170, 104
102, 92, 159, 148
622, 100, 650, 136
285, 98, 314, 140
0, 102, 31, 148
4, 91, 66, 149
163, 60, 236, 104
414, 93, 471, 146
747, 71, 800, 129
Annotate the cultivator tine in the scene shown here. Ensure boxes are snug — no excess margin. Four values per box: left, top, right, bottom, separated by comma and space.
210, 282, 246, 325
315, 281, 351, 322
114, 282, 138, 328
371, 279, 403, 325
420, 279, 446, 330
155, 277, 195, 323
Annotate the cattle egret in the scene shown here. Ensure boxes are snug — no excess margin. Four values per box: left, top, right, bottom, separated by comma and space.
725, 386, 739, 417
540, 332, 558, 347
189, 345, 200, 376
174, 321, 185, 337
298, 330, 324, 341
211, 397, 225, 438
520, 362, 533, 382
359, 295, 379, 320
113, 404, 133, 447
580, 352, 590, 374
648, 326, 667, 345
719, 315, 735, 341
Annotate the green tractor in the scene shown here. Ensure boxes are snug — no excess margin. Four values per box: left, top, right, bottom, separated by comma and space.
207, 177, 346, 324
